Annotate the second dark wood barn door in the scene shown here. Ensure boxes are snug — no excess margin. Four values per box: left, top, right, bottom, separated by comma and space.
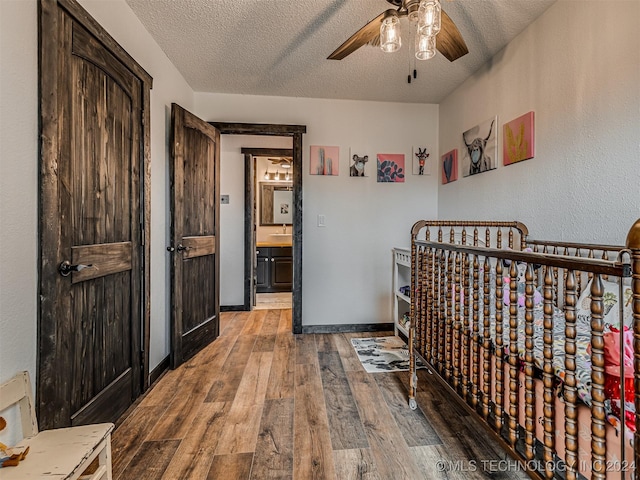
170, 104, 220, 367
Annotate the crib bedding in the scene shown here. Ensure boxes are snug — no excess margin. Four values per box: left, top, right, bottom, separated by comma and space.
479, 302, 635, 434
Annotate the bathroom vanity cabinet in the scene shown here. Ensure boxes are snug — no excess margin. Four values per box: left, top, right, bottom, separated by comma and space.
256, 246, 293, 293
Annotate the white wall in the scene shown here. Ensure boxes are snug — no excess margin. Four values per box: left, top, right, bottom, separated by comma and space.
194, 94, 440, 327
438, 0, 640, 245
0, 0, 39, 387
0, 0, 195, 383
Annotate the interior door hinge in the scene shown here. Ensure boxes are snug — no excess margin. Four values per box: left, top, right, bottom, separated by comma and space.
140, 228, 145, 246
140, 350, 145, 369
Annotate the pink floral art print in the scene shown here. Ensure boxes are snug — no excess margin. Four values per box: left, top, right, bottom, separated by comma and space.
377, 154, 405, 183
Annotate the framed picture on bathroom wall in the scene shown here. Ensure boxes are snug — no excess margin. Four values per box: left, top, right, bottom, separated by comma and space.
310, 145, 339, 176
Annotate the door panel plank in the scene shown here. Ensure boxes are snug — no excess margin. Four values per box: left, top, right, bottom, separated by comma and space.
182, 235, 216, 259
71, 22, 136, 99
71, 241, 132, 283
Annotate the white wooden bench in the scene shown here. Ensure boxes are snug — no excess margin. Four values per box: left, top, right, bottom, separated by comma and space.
0, 371, 114, 479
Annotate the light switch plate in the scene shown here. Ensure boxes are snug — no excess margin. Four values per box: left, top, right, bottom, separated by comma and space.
221, 195, 229, 204
318, 214, 326, 227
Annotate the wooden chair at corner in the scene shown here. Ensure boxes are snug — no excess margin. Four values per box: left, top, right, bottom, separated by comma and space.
0, 371, 114, 480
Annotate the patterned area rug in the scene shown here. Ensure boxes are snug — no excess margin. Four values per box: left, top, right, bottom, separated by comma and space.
350, 336, 426, 373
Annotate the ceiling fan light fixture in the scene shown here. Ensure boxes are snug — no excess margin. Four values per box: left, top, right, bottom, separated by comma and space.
415, 33, 436, 60
380, 10, 401, 53
418, 0, 441, 37
280, 160, 291, 169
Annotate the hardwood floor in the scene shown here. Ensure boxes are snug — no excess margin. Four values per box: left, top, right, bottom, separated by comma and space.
112, 310, 527, 480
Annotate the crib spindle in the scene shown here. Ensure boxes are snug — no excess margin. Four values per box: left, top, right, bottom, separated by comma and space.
438, 249, 446, 374
564, 270, 579, 480
422, 248, 429, 355
543, 266, 556, 479
424, 248, 433, 365
447, 249, 461, 390
418, 247, 427, 358
508, 228, 514, 249
508, 261, 519, 448
524, 263, 536, 461
590, 275, 606, 480
471, 254, 480, 408
438, 250, 447, 375
482, 256, 491, 421
494, 256, 505, 433
462, 253, 471, 399
447, 251, 457, 385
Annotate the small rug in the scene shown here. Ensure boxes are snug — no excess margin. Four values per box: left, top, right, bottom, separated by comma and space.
350, 336, 426, 373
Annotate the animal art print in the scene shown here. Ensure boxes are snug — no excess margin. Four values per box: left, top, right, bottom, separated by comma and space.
462, 118, 497, 177
414, 147, 429, 175
350, 154, 368, 177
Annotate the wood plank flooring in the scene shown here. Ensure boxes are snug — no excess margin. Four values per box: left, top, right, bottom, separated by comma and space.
112, 309, 528, 480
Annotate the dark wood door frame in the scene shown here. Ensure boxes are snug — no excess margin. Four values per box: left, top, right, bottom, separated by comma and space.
242, 148, 293, 309
210, 123, 305, 334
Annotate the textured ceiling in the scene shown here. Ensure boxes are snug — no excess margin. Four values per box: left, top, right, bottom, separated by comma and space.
125, 0, 556, 104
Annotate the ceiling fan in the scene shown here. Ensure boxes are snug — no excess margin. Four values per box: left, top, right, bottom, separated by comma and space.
327, 0, 468, 62
268, 158, 292, 169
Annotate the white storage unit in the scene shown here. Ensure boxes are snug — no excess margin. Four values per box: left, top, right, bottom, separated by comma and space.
392, 247, 411, 338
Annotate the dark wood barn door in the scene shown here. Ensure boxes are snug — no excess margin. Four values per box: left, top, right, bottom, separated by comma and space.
38, 0, 152, 429
169, 104, 220, 368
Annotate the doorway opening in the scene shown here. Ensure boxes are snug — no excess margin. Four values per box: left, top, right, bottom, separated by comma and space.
211, 123, 305, 334
249, 150, 294, 310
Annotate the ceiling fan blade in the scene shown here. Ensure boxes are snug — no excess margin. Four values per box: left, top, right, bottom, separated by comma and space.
436, 9, 469, 62
327, 11, 386, 60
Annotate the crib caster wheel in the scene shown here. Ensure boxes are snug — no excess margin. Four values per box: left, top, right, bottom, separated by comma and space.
409, 398, 417, 410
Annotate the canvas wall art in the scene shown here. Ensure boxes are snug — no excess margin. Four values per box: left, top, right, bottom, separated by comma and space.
461, 117, 497, 177
310, 145, 339, 176
349, 148, 369, 177
412, 146, 431, 175
441, 149, 458, 184
377, 153, 405, 183
503, 111, 535, 166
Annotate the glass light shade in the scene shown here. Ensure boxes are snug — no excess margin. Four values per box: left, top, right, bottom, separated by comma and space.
415, 33, 436, 60
264, 169, 269, 180
418, 0, 441, 37
380, 13, 401, 53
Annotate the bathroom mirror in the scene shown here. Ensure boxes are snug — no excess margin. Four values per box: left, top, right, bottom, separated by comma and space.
260, 182, 293, 226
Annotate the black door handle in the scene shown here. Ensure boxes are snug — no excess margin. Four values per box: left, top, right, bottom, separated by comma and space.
58, 261, 93, 277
